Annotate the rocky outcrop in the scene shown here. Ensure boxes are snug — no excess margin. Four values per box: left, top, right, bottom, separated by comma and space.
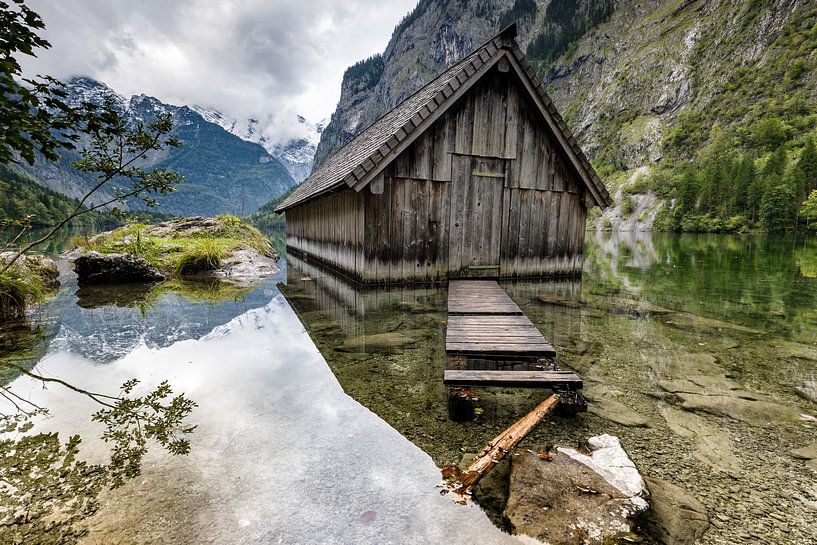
503, 434, 648, 544
72, 251, 165, 285
66, 217, 279, 285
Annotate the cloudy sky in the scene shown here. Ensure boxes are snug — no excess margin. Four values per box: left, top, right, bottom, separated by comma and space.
23, 0, 417, 143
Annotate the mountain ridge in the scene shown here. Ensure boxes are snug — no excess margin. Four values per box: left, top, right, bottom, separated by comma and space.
17, 77, 297, 217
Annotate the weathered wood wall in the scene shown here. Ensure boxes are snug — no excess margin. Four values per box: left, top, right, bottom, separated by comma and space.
284, 190, 364, 280
287, 64, 591, 283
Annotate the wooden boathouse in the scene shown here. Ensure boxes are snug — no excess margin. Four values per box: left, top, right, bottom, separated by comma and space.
276, 24, 612, 284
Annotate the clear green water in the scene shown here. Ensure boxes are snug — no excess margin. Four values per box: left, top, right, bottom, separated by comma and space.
281, 232, 817, 544
2, 232, 816, 544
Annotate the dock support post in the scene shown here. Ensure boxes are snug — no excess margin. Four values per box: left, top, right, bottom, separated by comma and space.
447, 387, 477, 421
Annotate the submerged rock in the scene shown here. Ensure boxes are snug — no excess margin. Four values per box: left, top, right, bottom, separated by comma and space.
660, 406, 741, 476
655, 353, 808, 426
583, 384, 650, 427
790, 442, 817, 463
71, 251, 165, 284
503, 434, 648, 545
336, 332, 419, 353
644, 478, 709, 545
796, 379, 817, 403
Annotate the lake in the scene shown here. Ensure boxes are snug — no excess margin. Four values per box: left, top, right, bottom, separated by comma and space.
2, 232, 816, 544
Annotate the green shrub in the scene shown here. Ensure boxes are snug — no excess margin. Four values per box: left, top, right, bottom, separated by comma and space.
621, 195, 637, 217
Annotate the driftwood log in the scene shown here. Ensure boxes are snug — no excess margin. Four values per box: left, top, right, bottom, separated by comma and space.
459, 393, 560, 491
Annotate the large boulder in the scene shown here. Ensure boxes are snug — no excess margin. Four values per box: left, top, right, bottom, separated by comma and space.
503, 434, 648, 544
72, 251, 165, 284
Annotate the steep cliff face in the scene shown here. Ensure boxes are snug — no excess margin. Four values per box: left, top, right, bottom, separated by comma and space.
313, 0, 513, 166
315, 0, 817, 230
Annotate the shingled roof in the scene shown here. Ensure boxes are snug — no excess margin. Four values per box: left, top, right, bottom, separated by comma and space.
276, 25, 612, 212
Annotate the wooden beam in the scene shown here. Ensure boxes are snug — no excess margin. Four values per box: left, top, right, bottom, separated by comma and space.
457, 394, 560, 491
444, 369, 581, 389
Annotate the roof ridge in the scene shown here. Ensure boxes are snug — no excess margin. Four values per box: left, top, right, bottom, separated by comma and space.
276, 24, 611, 212
276, 32, 506, 211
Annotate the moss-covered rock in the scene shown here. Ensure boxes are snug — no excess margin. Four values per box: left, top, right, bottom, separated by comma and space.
66, 216, 277, 285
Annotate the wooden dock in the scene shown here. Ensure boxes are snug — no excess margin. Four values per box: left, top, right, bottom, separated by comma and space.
444, 280, 581, 393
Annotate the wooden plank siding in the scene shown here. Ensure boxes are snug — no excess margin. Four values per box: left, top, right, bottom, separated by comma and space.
285, 64, 591, 284
284, 189, 365, 281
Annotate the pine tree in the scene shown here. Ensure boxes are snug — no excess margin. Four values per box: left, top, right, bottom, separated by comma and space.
762, 145, 788, 183
800, 138, 817, 193
732, 155, 755, 217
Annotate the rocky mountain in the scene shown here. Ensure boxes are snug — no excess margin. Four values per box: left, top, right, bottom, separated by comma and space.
19, 77, 297, 217
192, 107, 324, 183
315, 0, 817, 231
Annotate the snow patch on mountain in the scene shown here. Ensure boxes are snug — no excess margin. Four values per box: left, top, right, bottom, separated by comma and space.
192, 107, 324, 183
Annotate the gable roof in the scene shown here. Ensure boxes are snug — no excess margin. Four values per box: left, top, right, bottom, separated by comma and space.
276, 25, 612, 212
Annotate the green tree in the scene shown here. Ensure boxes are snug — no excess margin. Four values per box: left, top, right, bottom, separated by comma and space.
761, 184, 796, 231
801, 189, 817, 230
752, 115, 788, 152
0, 0, 86, 164
762, 145, 788, 183
800, 138, 817, 193
731, 155, 755, 215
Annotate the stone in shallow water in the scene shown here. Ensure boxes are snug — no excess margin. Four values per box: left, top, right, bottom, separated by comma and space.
796, 380, 817, 403
790, 442, 817, 460
655, 352, 808, 426
674, 392, 804, 426
645, 477, 709, 545
660, 406, 741, 476
583, 385, 650, 427
336, 332, 419, 353
504, 435, 648, 545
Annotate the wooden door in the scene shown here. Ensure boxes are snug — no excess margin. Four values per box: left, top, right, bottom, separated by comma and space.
448, 155, 505, 277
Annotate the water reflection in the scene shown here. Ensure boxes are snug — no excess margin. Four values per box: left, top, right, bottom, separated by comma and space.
4, 261, 524, 544
3, 231, 816, 544
281, 235, 817, 544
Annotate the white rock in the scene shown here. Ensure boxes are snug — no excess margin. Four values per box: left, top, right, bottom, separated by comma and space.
558, 434, 648, 502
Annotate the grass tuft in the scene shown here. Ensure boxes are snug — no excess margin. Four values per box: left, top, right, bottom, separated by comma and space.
0, 269, 45, 320
173, 239, 227, 276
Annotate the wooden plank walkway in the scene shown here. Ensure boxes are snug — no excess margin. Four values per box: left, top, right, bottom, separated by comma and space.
443, 280, 585, 419
446, 314, 556, 357
446, 280, 554, 357
447, 280, 522, 315
444, 370, 581, 388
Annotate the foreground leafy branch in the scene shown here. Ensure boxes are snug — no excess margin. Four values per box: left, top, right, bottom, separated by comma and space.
1, 105, 184, 272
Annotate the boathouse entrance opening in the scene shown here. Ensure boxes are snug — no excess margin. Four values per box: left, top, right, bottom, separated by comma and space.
448, 154, 506, 278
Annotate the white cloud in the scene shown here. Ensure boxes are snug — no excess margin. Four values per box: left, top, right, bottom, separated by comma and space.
22, 0, 417, 143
